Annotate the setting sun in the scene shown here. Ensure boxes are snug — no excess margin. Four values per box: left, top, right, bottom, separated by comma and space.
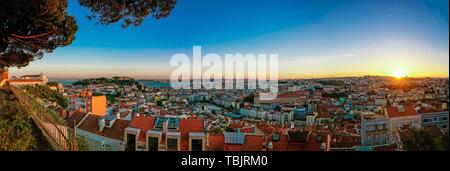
392, 68, 407, 78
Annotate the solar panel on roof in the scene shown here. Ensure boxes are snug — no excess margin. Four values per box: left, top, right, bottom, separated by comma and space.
168, 118, 179, 129
224, 132, 245, 144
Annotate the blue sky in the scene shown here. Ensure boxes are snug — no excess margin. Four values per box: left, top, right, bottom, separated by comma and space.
10, 0, 449, 79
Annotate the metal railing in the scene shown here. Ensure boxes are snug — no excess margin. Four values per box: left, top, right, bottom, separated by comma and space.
10, 86, 76, 151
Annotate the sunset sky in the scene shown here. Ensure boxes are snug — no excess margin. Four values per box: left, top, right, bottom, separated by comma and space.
9, 0, 449, 79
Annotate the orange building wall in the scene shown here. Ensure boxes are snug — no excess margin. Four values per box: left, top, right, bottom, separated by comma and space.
90, 95, 107, 116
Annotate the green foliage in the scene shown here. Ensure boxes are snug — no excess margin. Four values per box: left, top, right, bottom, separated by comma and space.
0, 90, 37, 151
433, 131, 448, 151
76, 135, 89, 151
22, 84, 68, 108
46, 82, 59, 87
225, 127, 235, 132
156, 100, 163, 106
401, 128, 448, 151
322, 92, 349, 98
243, 92, 255, 103
0, 0, 77, 68
78, 0, 176, 28
1, 0, 177, 69
212, 127, 223, 134
73, 77, 138, 86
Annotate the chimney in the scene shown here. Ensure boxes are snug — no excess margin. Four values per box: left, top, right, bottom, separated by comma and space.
268, 142, 273, 150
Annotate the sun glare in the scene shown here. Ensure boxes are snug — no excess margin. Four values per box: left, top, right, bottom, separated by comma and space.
392, 68, 407, 78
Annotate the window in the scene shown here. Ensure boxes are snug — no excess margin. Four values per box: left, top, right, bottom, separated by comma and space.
148, 137, 159, 151
191, 139, 203, 151
125, 133, 136, 151
442, 117, 448, 121
167, 138, 178, 151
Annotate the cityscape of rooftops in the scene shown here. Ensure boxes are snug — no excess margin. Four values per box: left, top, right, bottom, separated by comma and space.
0, 0, 449, 159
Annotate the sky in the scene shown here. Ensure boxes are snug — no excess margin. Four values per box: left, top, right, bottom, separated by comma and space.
9, 0, 450, 79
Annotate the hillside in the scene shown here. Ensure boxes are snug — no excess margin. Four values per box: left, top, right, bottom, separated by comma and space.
72, 76, 139, 86
0, 88, 53, 151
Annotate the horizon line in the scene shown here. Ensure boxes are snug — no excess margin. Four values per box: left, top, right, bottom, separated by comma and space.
46, 75, 450, 81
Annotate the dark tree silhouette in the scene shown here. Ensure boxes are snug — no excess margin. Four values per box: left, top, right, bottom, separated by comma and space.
78, 0, 177, 28
1, 0, 177, 69
0, 0, 78, 68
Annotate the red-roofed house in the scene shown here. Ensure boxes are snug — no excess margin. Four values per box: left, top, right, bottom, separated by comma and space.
206, 134, 225, 151
180, 119, 206, 151
124, 115, 155, 151
268, 131, 330, 151
385, 105, 420, 131
66, 111, 130, 151
7, 72, 48, 87
206, 131, 264, 151
124, 115, 206, 151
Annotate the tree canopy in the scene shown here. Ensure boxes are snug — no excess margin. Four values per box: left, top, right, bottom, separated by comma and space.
0, 0, 77, 68
22, 84, 68, 108
1, 0, 176, 69
78, 0, 177, 28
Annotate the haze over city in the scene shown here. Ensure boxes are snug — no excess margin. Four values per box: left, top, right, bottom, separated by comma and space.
9, 0, 449, 79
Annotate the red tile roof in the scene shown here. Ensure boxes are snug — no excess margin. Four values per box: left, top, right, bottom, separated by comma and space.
240, 127, 255, 133
78, 115, 130, 141
386, 105, 419, 118
270, 132, 328, 151
66, 111, 89, 128
256, 123, 275, 135
271, 133, 289, 151
179, 118, 204, 134
229, 122, 244, 129
331, 134, 360, 148
224, 144, 242, 151
179, 118, 204, 151
129, 115, 155, 142
242, 135, 264, 151
207, 134, 225, 151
